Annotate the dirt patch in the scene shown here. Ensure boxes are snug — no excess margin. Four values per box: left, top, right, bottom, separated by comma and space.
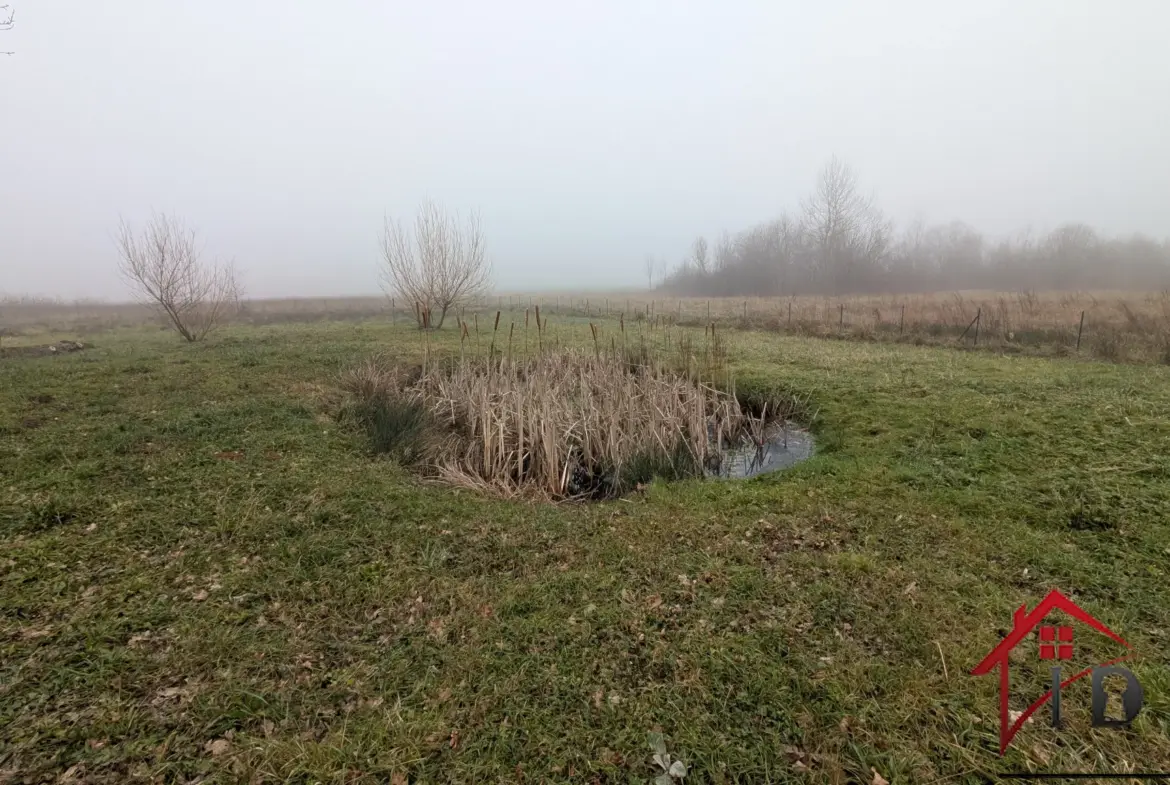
0, 340, 89, 360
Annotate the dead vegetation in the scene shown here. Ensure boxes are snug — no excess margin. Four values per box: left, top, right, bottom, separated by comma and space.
339, 326, 787, 499
0, 339, 87, 360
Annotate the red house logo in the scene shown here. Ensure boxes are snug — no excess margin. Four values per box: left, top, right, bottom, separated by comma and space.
971, 589, 1143, 755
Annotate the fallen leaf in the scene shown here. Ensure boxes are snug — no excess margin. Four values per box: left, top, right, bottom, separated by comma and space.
645, 594, 663, 610
192, 589, 209, 601
448, 730, 460, 749
1008, 709, 1032, 726
781, 745, 806, 762
871, 767, 889, 785
214, 450, 245, 461
58, 764, 84, 783
204, 738, 231, 756
390, 774, 408, 785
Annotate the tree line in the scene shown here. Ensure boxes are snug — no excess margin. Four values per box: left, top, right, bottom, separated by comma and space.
660, 157, 1170, 297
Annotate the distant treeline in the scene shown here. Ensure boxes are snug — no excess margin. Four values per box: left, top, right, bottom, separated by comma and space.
660, 158, 1170, 296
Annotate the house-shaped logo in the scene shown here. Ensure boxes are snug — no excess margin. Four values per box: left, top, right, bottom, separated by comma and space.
970, 589, 1141, 755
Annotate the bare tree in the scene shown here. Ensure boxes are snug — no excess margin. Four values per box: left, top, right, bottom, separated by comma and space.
644, 254, 656, 290
691, 236, 709, 274
801, 156, 890, 292
115, 213, 241, 342
380, 199, 490, 329
714, 230, 734, 271
1, 4, 13, 55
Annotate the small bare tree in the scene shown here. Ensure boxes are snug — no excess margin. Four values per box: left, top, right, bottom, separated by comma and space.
691, 236, 709, 274
644, 254, 656, 290
1, 4, 13, 55
380, 200, 490, 329
115, 213, 241, 342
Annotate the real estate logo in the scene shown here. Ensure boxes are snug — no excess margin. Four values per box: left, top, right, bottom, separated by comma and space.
971, 589, 1143, 755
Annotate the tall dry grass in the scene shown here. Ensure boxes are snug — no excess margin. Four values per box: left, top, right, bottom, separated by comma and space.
340, 342, 768, 500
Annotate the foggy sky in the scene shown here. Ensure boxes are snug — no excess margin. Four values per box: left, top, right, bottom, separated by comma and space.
2, 0, 1168, 300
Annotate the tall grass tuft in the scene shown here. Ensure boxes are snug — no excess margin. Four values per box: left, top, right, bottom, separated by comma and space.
338, 358, 435, 463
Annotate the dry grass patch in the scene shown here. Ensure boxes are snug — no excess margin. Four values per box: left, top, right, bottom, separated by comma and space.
340, 348, 777, 499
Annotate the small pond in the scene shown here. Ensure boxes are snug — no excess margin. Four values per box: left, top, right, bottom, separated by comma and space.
707, 423, 815, 479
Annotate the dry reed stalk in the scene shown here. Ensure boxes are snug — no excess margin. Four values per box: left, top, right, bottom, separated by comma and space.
358, 349, 760, 499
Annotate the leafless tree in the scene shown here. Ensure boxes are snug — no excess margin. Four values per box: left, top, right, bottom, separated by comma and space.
1, 4, 13, 55
115, 213, 241, 342
691, 236, 709, 274
380, 199, 490, 329
714, 230, 734, 271
801, 156, 890, 291
644, 254, 656, 290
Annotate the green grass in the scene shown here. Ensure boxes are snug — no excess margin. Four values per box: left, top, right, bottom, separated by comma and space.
3, 319, 1170, 783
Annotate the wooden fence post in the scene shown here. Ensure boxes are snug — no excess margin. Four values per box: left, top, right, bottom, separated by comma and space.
899, 304, 905, 335
839, 303, 844, 328
973, 307, 981, 345
958, 310, 980, 343
1076, 310, 1086, 351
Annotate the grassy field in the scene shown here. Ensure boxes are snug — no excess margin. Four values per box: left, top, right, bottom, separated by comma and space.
3, 318, 1170, 783
5, 289, 1169, 364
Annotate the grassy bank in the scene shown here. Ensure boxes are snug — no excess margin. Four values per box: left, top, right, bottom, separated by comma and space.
2, 320, 1170, 783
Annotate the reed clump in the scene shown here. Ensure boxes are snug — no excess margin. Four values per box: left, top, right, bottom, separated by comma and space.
341, 346, 769, 499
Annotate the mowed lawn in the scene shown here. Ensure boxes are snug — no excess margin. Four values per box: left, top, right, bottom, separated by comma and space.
3, 320, 1170, 784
